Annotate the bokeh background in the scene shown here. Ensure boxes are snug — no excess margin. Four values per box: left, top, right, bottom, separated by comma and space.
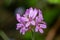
0, 0, 60, 40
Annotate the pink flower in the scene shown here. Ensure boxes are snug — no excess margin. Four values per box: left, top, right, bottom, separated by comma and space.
16, 7, 47, 35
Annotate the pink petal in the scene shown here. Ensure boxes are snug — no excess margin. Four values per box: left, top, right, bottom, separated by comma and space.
35, 26, 39, 32
25, 9, 29, 14
16, 23, 23, 30
31, 20, 35, 25
36, 17, 41, 23
32, 8, 38, 19
39, 10, 43, 20
25, 22, 30, 27
21, 17, 29, 21
39, 29, 44, 33
29, 7, 34, 18
20, 27, 26, 35
16, 14, 21, 22
41, 21, 46, 24
24, 9, 29, 17
40, 24, 46, 29
20, 29, 22, 33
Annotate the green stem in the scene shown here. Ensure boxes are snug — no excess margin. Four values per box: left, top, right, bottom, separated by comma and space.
31, 29, 35, 40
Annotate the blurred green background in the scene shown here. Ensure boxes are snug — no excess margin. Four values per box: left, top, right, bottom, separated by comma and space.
0, 0, 60, 40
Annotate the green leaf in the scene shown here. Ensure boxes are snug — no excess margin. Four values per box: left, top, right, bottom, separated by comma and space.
0, 30, 9, 40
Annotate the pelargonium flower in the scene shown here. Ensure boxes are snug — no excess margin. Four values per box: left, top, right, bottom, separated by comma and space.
16, 7, 47, 35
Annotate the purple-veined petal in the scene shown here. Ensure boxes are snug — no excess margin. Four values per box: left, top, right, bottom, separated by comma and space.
22, 27, 26, 35
31, 20, 35, 25
39, 10, 43, 20
20, 27, 26, 34
35, 26, 39, 32
21, 17, 29, 22
25, 22, 30, 27
16, 13, 21, 22
36, 17, 38, 23
41, 21, 46, 24
32, 8, 38, 19
24, 9, 29, 17
16, 23, 23, 30
39, 9, 42, 14
29, 7, 34, 18
20, 29, 22, 33
36, 17, 42, 23
39, 29, 44, 33
40, 24, 47, 29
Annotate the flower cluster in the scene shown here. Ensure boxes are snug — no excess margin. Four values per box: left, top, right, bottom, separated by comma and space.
16, 7, 47, 35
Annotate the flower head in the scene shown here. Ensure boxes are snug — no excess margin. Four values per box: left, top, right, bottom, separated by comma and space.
16, 7, 47, 35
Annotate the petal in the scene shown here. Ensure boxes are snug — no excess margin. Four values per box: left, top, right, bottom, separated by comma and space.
23, 27, 28, 31
35, 26, 39, 32
16, 14, 21, 22
31, 20, 35, 25
22, 27, 26, 35
32, 8, 38, 19
39, 9, 42, 14
29, 7, 34, 18
40, 24, 47, 29
38, 10, 43, 20
22, 31, 25, 35
20, 27, 25, 34
21, 17, 29, 22
20, 29, 22, 33
16, 23, 23, 30
36, 17, 38, 22
39, 29, 44, 33
24, 9, 29, 17
25, 22, 30, 27
36, 17, 41, 23
41, 21, 46, 24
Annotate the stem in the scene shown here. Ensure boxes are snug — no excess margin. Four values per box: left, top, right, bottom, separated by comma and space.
31, 29, 35, 40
